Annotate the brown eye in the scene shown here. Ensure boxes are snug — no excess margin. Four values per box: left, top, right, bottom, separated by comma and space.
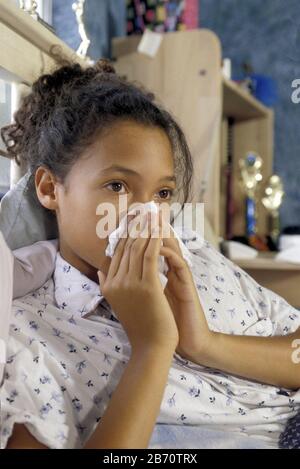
105, 182, 126, 193
158, 189, 173, 200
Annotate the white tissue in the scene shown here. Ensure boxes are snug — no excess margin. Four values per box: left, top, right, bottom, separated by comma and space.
279, 235, 300, 251
224, 240, 258, 260
277, 235, 300, 264
105, 201, 192, 288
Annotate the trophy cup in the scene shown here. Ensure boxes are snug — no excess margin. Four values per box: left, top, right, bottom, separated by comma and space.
239, 152, 269, 250
262, 174, 284, 248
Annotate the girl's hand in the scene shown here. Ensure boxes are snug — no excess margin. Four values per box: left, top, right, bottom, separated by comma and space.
97, 211, 179, 354
159, 219, 214, 363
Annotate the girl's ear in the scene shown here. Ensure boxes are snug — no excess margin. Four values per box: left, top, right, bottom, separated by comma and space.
35, 167, 60, 211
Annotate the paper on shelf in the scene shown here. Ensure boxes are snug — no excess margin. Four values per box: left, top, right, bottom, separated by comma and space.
137, 29, 163, 58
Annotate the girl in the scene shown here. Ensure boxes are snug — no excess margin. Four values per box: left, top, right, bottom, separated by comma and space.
0, 59, 299, 449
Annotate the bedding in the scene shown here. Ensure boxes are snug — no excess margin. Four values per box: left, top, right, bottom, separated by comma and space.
1, 178, 299, 448
0, 172, 58, 251
148, 424, 275, 449
279, 410, 300, 449
1, 234, 300, 448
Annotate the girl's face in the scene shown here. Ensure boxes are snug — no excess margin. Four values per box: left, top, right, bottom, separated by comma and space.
36, 120, 176, 283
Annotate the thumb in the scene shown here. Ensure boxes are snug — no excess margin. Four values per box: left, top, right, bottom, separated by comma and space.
97, 270, 107, 288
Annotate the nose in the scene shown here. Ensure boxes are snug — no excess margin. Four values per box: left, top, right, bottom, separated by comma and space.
128, 195, 157, 211
130, 194, 154, 205
118, 197, 157, 224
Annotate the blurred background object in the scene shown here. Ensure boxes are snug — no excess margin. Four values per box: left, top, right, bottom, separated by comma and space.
72, 0, 91, 59
126, 0, 198, 35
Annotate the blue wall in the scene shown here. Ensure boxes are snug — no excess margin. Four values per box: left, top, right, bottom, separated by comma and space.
199, 0, 300, 229
53, 0, 300, 229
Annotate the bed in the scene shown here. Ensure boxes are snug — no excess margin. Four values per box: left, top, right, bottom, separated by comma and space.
0, 0, 299, 450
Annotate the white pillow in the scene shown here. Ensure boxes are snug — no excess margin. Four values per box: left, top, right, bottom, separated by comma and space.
0, 172, 58, 250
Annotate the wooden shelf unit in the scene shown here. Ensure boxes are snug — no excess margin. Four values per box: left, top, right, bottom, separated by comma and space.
223, 78, 270, 120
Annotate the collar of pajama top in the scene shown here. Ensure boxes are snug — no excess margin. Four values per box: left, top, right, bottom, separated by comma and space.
53, 252, 119, 323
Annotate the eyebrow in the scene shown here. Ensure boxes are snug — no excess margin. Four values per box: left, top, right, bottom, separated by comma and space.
99, 164, 176, 183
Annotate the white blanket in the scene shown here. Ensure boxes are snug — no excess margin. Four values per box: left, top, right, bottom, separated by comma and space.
1, 236, 300, 448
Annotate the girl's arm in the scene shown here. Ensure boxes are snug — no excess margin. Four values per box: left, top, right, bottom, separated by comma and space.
84, 345, 174, 449
6, 344, 175, 449
193, 329, 300, 391
13, 240, 58, 299
6, 424, 48, 449
159, 225, 300, 391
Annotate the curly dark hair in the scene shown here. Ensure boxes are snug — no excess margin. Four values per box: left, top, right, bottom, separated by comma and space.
0, 57, 194, 208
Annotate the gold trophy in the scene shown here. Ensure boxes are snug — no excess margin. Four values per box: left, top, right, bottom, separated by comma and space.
262, 174, 284, 247
239, 151, 269, 250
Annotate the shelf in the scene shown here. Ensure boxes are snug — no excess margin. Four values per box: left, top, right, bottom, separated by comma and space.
0, 0, 81, 60
233, 253, 300, 271
223, 77, 270, 121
